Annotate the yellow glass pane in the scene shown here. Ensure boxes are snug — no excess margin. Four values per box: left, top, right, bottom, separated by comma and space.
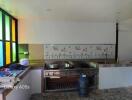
6, 42, 11, 64
12, 19, 16, 41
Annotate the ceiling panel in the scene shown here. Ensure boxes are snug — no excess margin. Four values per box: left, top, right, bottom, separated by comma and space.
0, 0, 132, 22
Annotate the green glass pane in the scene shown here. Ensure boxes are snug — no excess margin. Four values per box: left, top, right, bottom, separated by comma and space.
0, 11, 2, 40
18, 44, 29, 60
5, 15, 10, 40
0, 41, 3, 66
12, 43, 16, 62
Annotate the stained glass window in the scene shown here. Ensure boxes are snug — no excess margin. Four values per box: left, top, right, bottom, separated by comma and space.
0, 9, 17, 67
5, 15, 10, 41
0, 11, 2, 40
12, 19, 16, 41
12, 43, 16, 62
6, 42, 11, 64
0, 41, 3, 66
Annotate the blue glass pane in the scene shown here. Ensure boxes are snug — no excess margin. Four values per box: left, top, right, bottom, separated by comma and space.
0, 41, 3, 66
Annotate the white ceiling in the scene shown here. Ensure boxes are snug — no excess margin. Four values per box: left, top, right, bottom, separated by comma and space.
0, 0, 132, 22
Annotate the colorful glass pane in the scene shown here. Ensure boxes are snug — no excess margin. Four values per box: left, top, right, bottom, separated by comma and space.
12, 19, 16, 41
12, 43, 16, 62
6, 42, 11, 64
0, 11, 2, 40
0, 41, 3, 66
5, 15, 10, 40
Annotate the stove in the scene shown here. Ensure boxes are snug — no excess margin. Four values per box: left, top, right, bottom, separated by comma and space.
43, 60, 98, 92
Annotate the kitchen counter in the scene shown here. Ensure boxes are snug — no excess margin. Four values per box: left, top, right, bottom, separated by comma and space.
99, 64, 132, 89
0, 67, 31, 98
99, 63, 132, 67
0, 64, 42, 100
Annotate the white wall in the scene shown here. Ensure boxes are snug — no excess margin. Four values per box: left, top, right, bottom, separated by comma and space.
18, 19, 116, 44
119, 19, 132, 61
18, 17, 132, 60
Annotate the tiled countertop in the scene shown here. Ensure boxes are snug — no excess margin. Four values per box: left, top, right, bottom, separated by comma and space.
0, 67, 31, 95
99, 63, 132, 67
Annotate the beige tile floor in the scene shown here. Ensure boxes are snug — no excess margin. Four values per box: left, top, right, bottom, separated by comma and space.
30, 87, 132, 100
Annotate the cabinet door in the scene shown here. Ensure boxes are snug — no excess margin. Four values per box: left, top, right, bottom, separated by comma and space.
6, 71, 31, 100
0, 94, 2, 100
30, 69, 42, 94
